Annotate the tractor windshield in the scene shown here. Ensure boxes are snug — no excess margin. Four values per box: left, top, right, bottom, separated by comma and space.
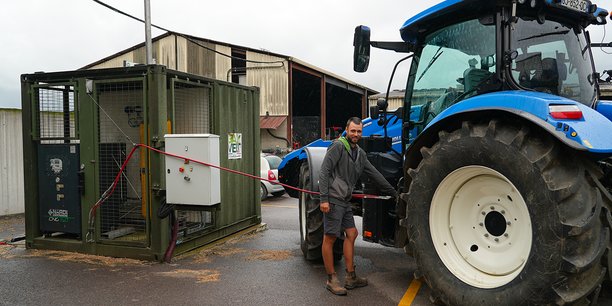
510, 17, 596, 105
409, 18, 497, 125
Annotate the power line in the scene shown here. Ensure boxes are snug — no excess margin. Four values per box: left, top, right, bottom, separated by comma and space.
92, 0, 286, 65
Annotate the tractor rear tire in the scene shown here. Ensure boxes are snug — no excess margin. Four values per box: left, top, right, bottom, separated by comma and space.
404, 120, 609, 305
299, 163, 343, 261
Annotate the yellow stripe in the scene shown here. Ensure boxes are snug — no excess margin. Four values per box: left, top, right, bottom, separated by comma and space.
261, 204, 296, 209
398, 278, 422, 306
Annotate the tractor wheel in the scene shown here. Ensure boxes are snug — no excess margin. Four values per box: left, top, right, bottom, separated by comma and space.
299, 163, 343, 261
404, 120, 609, 305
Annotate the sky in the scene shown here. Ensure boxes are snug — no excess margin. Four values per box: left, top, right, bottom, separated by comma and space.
1, 0, 611, 109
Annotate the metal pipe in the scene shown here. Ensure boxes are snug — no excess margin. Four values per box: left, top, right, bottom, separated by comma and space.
144, 0, 153, 64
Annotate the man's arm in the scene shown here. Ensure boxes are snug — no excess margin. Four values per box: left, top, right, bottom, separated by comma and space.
362, 158, 398, 198
319, 142, 343, 205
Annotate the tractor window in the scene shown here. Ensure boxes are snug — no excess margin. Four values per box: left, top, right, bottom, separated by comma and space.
510, 18, 596, 105
410, 18, 496, 125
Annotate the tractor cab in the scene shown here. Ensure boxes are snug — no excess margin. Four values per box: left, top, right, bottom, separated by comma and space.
356, 0, 610, 149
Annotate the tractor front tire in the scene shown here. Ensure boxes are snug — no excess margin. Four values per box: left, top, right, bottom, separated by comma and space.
299, 163, 343, 261
405, 120, 609, 305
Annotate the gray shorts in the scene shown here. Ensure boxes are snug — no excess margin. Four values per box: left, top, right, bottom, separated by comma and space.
323, 203, 355, 239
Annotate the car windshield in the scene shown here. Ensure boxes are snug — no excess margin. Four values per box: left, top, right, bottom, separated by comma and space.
265, 155, 282, 170
510, 17, 596, 105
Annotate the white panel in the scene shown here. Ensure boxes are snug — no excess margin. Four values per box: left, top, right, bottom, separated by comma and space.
246, 52, 289, 116
165, 134, 220, 206
0, 110, 25, 216
156, 35, 178, 70
215, 45, 232, 81
176, 36, 188, 72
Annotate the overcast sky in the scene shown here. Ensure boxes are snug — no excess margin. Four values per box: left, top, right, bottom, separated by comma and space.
1, 0, 611, 109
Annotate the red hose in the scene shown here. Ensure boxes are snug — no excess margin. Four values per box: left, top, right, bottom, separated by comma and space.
88, 144, 391, 228
163, 211, 179, 263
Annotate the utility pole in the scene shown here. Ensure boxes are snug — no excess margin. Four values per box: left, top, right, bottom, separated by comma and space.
144, 0, 153, 64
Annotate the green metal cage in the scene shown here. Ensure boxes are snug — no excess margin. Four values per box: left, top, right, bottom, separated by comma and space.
21, 65, 261, 261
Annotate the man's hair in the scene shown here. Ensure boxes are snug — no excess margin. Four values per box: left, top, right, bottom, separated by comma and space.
346, 117, 362, 128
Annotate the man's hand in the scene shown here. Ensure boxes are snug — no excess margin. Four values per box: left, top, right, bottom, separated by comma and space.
320, 201, 330, 213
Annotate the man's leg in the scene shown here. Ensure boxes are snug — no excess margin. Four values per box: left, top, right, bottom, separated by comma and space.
343, 227, 358, 272
342, 226, 367, 289
322, 205, 347, 295
322, 234, 337, 275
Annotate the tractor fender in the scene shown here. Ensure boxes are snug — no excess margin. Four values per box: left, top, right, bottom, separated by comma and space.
302, 147, 328, 195
405, 91, 612, 171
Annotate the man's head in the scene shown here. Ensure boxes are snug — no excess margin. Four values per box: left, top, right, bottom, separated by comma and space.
345, 117, 363, 146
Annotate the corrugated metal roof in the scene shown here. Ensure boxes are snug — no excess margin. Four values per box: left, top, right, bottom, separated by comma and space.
80, 32, 377, 94
260, 116, 286, 129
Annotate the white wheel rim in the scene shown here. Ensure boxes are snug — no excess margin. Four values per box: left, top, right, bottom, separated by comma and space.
430, 166, 532, 289
300, 191, 307, 241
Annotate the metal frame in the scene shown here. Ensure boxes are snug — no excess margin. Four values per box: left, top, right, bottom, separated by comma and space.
30, 82, 79, 141
91, 76, 150, 247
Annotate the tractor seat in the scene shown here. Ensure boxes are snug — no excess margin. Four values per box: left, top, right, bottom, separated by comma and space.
464, 68, 492, 93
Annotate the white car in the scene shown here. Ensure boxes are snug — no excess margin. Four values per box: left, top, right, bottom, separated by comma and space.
260, 154, 285, 200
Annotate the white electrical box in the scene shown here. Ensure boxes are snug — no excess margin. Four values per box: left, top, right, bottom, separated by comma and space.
165, 134, 221, 206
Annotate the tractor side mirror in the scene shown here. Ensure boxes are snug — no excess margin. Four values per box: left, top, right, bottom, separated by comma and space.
353, 25, 371, 73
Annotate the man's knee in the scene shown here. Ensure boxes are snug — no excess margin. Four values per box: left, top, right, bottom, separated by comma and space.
345, 228, 358, 240
324, 234, 337, 244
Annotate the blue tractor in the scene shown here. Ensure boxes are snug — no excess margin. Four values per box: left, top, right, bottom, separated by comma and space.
279, 0, 612, 304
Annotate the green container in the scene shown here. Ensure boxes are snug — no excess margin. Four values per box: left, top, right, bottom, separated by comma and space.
21, 65, 261, 261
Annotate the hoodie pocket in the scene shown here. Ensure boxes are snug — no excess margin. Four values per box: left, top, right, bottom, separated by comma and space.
330, 178, 349, 200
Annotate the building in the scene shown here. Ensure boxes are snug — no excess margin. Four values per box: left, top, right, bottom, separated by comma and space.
82, 32, 377, 151
368, 88, 446, 111
0, 108, 25, 216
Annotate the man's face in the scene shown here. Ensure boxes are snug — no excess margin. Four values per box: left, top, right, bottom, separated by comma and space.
346, 122, 363, 145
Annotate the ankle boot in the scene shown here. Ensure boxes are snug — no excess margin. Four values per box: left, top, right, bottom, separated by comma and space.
325, 273, 348, 295
344, 269, 368, 289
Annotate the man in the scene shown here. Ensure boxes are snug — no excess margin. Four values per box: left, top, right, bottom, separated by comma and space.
319, 117, 397, 296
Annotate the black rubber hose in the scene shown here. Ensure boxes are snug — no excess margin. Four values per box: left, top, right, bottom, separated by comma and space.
157, 197, 174, 219
266, 129, 290, 147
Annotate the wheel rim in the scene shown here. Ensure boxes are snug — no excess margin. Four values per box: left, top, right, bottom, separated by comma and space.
299, 191, 307, 241
430, 166, 532, 289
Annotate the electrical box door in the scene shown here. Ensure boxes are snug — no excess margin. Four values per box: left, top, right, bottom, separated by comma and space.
165, 134, 221, 206
37, 144, 81, 234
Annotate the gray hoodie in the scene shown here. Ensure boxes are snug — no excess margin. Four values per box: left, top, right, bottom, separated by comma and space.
319, 138, 397, 207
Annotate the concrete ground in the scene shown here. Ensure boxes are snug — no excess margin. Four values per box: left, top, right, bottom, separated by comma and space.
0, 195, 611, 306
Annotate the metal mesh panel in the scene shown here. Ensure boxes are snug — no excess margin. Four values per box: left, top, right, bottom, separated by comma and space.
173, 81, 211, 134
172, 80, 215, 238
96, 80, 148, 244
36, 85, 78, 144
